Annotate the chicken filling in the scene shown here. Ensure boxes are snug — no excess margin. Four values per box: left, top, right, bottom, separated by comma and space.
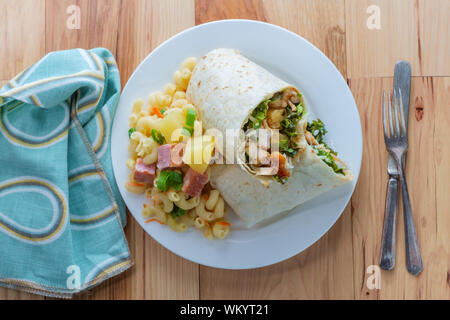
242, 88, 304, 183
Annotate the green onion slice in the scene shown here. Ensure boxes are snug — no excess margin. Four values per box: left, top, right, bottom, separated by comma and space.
170, 205, 187, 218
151, 129, 166, 145
128, 127, 136, 138
185, 109, 196, 128
156, 170, 183, 192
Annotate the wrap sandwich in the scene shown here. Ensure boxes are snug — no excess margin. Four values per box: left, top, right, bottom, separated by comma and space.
187, 48, 306, 184
186, 48, 353, 227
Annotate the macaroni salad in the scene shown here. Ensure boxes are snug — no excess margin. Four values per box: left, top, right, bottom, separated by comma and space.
125, 57, 230, 240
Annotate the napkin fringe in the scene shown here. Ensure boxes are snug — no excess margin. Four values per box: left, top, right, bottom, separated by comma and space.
0, 260, 133, 299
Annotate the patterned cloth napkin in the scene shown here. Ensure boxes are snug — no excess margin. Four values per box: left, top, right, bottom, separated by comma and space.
0, 48, 132, 298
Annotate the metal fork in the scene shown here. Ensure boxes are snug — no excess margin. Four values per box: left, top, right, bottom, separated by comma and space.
382, 90, 423, 275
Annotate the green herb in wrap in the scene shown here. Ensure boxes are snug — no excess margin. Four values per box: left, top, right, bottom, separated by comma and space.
279, 103, 304, 157
315, 147, 344, 175
307, 119, 337, 155
280, 104, 304, 137
247, 100, 269, 129
279, 138, 298, 158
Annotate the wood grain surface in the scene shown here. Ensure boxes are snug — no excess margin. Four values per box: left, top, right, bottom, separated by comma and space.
0, 0, 448, 300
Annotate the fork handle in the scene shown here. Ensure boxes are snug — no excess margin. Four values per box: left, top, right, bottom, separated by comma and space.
379, 176, 398, 270
398, 163, 423, 275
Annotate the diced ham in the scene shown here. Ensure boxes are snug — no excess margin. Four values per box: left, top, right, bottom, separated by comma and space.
157, 144, 184, 170
157, 144, 171, 170
133, 158, 156, 184
181, 168, 209, 197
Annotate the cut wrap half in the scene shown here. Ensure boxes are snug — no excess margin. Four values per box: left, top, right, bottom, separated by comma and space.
186, 48, 307, 184
210, 119, 353, 227
187, 48, 353, 227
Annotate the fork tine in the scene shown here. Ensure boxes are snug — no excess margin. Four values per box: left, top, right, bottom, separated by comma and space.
388, 91, 395, 137
398, 88, 407, 137
382, 91, 388, 139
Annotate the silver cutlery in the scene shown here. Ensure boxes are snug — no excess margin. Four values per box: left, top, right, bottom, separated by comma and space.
381, 89, 423, 275
379, 61, 411, 271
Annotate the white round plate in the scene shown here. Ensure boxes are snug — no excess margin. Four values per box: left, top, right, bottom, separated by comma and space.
111, 20, 362, 269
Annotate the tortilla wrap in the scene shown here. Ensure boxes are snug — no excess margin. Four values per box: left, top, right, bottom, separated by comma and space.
186, 48, 304, 173
187, 48, 353, 227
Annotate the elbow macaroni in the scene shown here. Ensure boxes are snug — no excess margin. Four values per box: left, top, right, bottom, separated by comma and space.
126, 56, 230, 239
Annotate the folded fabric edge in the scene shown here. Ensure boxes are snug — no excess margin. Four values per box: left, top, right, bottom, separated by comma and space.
0, 260, 133, 299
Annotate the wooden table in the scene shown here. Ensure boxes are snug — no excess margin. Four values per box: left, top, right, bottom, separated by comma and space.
1, 0, 448, 300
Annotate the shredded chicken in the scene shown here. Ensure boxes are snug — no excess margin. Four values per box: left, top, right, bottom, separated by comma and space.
305, 131, 319, 145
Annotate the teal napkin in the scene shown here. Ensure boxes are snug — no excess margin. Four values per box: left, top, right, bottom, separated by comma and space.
0, 48, 132, 298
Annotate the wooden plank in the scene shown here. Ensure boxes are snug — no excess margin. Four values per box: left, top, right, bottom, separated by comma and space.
195, 0, 266, 22
108, 0, 198, 299
45, 0, 121, 55
346, 0, 450, 78
418, 0, 450, 76
350, 77, 450, 299
196, 0, 347, 77
349, 77, 391, 300
0, 0, 45, 79
346, 0, 419, 78
0, 286, 44, 300
432, 77, 450, 299
116, 0, 196, 88
262, 0, 347, 78
200, 207, 354, 299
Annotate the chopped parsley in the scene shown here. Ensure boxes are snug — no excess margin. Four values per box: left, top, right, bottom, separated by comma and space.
307, 119, 337, 155
279, 103, 304, 157
247, 100, 269, 129
315, 147, 345, 175
279, 138, 298, 158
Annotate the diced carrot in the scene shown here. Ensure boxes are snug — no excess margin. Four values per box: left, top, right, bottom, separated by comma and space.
216, 221, 231, 227
143, 204, 147, 208
152, 106, 164, 118
202, 219, 210, 227
144, 218, 164, 224
273, 152, 290, 178
128, 181, 145, 187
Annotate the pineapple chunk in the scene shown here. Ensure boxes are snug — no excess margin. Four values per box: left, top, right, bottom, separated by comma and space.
152, 109, 185, 142
182, 135, 214, 173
